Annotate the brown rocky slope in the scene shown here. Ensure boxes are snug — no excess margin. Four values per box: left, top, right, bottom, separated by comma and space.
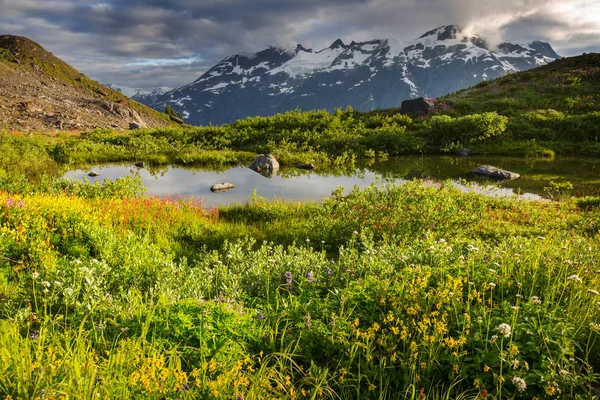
0, 35, 174, 133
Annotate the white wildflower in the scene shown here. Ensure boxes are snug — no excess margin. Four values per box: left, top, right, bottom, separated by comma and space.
530, 296, 542, 305
567, 275, 582, 283
490, 335, 498, 343
41, 281, 51, 288
32, 272, 39, 279
516, 294, 524, 299
489, 269, 496, 273
488, 283, 496, 288
559, 369, 569, 375
53, 281, 62, 287
497, 323, 512, 338
512, 377, 527, 392
591, 322, 600, 332
512, 359, 520, 369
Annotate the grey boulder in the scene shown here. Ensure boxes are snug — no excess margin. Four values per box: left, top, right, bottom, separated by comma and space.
249, 154, 279, 172
471, 165, 520, 181
400, 97, 434, 114
210, 182, 235, 192
296, 163, 314, 170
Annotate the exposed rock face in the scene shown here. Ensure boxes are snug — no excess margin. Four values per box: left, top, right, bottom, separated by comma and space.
140, 25, 559, 126
210, 182, 235, 192
400, 97, 434, 114
249, 154, 280, 172
471, 165, 520, 181
0, 34, 171, 133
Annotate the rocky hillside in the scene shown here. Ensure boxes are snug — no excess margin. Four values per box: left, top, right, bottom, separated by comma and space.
0, 35, 174, 133
143, 25, 560, 126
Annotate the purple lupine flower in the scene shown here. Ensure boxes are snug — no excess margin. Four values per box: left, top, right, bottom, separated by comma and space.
307, 271, 314, 284
257, 312, 265, 320
285, 271, 293, 290
322, 266, 332, 279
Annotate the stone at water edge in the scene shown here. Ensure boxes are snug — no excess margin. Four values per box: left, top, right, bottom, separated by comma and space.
296, 163, 315, 170
130, 123, 142, 130
400, 97, 434, 115
249, 154, 279, 172
134, 161, 145, 168
88, 171, 100, 177
456, 148, 473, 157
210, 182, 235, 192
471, 165, 520, 181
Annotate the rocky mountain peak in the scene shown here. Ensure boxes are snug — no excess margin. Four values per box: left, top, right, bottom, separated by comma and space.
330, 39, 347, 49
137, 25, 560, 126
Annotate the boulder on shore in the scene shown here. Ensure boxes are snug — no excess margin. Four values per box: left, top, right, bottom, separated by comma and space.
456, 148, 473, 157
88, 171, 100, 177
296, 163, 314, 170
400, 97, 434, 114
471, 165, 520, 181
210, 182, 235, 192
249, 154, 279, 172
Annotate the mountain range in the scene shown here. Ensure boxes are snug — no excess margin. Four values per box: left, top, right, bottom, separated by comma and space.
133, 25, 560, 126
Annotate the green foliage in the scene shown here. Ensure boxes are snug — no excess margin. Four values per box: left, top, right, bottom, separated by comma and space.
0, 182, 599, 398
423, 112, 508, 147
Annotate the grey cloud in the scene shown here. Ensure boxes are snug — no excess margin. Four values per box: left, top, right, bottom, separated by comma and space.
0, 0, 598, 90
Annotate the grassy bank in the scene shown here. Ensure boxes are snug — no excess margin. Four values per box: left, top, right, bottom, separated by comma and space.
1, 180, 600, 399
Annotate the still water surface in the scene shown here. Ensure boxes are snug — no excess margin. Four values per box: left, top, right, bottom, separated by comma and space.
64, 155, 600, 208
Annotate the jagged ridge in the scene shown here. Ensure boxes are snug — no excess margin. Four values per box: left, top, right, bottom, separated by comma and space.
140, 25, 560, 126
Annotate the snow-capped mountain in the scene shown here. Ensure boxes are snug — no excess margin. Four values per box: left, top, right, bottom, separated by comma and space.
142, 25, 559, 126
107, 85, 173, 103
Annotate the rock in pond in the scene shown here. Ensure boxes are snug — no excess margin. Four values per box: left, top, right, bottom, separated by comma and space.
134, 161, 145, 168
249, 154, 279, 172
456, 148, 473, 157
296, 163, 314, 170
471, 165, 520, 181
88, 171, 100, 177
400, 97, 434, 114
210, 182, 235, 192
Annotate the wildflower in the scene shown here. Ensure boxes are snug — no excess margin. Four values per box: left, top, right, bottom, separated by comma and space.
257, 312, 265, 320
353, 231, 358, 235
305, 238, 310, 243
285, 271, 293, 289
96, 324, 104, 331
512, 377, 527, 392
488, 283, 496, 288
321, 240, 325, 244
497, 323, 512, 338
32, 272, 39, 279
30, 330, 40, 339
322, 266, 332, 279
307, 271, 314, 283
488, 269, 496, 273
483, 365, 491, 372
41, 281, 51, 288
590, 322, 600, 332
516, 294, 523, 299
512, 359, 519, 369
567, 275, 582, 283
530, 296, 542, 305
559, 369, 569, 375
489, 335, 498, 343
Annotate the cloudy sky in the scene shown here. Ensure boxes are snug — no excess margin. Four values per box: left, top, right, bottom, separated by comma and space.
1, 0, 599, 90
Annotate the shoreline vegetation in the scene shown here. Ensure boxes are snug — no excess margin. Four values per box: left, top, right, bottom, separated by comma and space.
0, 55, 599, 398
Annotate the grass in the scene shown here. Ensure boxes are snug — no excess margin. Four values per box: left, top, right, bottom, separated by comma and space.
0, 179, 599, 399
